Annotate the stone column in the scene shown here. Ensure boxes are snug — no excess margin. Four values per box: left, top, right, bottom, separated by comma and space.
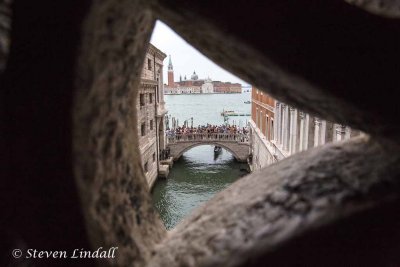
306, 116, 313, 148
282, 104, 289, 151
335, 124, 346, 141
299, 112, 305, 151
320, 120, 327, 145
275, 102, 281, 145
288, 107, 293, 153
289, 107, 297, 154
278, 103, 285, 145
274, 103, 279, 143
325, 121, 334, 143
314, 117, 321, 147
159, 117, 166, 150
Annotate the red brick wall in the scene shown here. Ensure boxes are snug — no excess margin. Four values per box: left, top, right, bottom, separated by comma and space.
251, 86, 276, 140
168, 71, 174, 87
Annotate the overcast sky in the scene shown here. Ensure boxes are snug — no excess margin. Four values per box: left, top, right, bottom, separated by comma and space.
150, 21, 248, 85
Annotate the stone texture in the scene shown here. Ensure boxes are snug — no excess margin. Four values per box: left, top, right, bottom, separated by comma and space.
148, 136, 400, 267
345, 0, 400, 17
73, 0, 166, 266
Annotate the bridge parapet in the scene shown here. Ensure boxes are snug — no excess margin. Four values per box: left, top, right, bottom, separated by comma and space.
167, 133, 249, 144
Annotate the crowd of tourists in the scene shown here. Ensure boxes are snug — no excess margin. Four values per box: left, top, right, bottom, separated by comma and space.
166, 124, 249, 141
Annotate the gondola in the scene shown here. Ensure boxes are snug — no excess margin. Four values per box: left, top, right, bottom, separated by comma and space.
214, 146, 222, 154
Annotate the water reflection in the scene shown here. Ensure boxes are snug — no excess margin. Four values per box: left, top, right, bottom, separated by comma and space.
152, 145, 246, 229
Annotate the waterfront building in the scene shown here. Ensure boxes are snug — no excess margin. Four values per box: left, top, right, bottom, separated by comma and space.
137, 43, 169, 188
201, 78, 214, 93
164, 56, 240, 94
213, 81, 242, 94
250, 87, 361, 171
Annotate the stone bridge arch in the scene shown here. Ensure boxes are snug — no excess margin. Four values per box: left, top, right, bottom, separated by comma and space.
168, 141, 250, 162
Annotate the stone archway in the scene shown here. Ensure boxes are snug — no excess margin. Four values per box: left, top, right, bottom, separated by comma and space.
168, 141, 249, 162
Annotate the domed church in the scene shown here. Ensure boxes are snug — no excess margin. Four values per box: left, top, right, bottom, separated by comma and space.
191, 71, 198, 80
165, 56, 242, 94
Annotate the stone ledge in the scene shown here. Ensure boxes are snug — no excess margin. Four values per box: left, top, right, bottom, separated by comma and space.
158, 164, 169, 178
160, 157, 173, 168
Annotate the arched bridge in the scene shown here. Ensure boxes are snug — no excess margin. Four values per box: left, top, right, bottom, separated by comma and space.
167, 133, 250, 162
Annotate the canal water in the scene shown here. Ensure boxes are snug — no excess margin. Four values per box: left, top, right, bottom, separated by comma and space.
151, 91, 251, 230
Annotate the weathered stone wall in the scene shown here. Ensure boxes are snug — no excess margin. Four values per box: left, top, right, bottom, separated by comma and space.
250, 121, 276, 171
73, 1, 166, 266
137, 85, 158, 187
142, 55, 155, 80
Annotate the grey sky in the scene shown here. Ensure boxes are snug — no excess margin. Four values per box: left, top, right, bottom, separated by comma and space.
150, 21, 248, 85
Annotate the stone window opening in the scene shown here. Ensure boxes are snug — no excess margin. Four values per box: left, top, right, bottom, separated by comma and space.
149, 92, 153, 103
140, 93, 145, 107
4, 2, 394, 266
150, 119, 153, 131
271, 119, 274, 141
141, 122, 146, 136
148, 58, 152, 70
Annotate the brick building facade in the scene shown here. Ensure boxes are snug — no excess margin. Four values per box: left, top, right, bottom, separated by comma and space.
250, 87, 361, 171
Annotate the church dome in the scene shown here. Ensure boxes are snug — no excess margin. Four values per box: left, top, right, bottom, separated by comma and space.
191, 71, 198, 80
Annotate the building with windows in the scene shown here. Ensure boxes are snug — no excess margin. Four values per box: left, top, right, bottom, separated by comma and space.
137, 44, 168, 189
212, 81, 242, 93
250, 87, 361, 171
250, 88, 276, 170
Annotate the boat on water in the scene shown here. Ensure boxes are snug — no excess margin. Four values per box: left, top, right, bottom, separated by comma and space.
214, 146, 222, 154
221, 110, 251, 116
244, 101, 251, 104
221, 110, 235, 116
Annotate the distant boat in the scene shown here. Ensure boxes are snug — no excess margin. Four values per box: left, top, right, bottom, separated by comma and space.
244, 101, 251, 104
221, 110, 235, 116
221, 110, 251, 116
214, 146, 222, 154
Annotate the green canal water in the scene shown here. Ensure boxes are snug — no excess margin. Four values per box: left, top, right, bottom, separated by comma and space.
151, 92, 251, 230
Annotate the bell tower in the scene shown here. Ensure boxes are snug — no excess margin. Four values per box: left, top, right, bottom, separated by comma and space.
167, 55, 174, 87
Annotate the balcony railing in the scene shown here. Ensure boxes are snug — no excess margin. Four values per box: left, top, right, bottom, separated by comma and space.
167, 133, 249, 144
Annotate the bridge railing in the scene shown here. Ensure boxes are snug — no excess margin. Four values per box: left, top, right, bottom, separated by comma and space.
167, 133, 249, 144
